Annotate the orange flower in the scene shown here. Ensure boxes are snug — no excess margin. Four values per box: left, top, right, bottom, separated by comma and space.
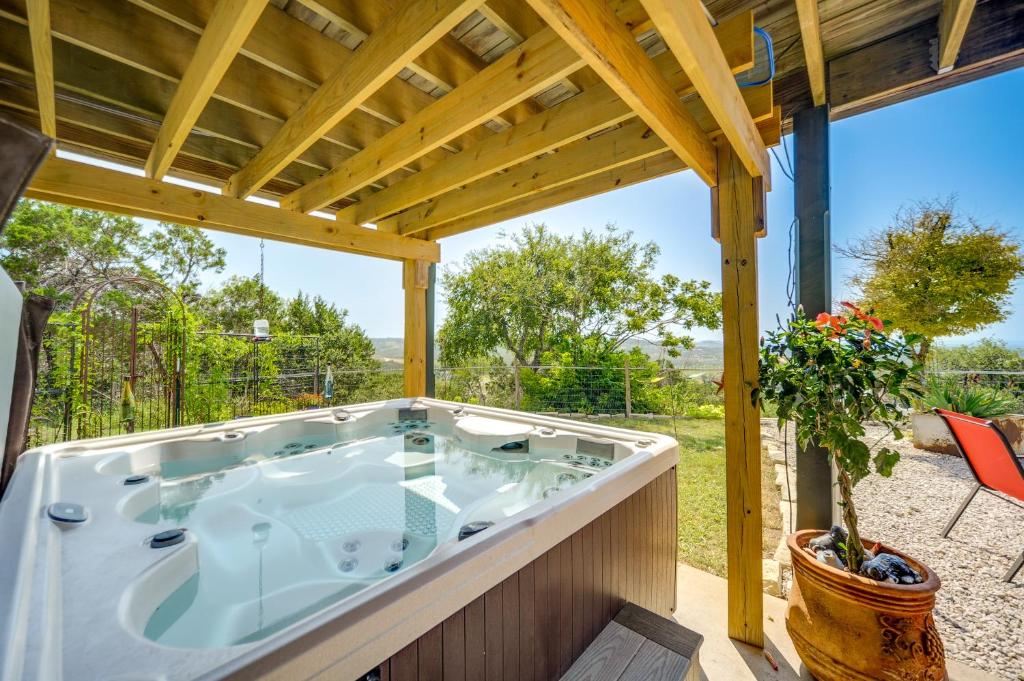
815, 312, 848, 336
841, 301, 884, 331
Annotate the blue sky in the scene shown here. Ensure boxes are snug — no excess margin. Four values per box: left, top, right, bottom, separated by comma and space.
127, 67, 1024, 344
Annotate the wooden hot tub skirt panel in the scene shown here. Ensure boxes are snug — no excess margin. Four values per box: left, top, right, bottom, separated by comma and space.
370, 466, 678, 681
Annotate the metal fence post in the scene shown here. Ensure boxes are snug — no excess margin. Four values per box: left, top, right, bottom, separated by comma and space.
624, 358, 632, 418
513, 363, 522, 410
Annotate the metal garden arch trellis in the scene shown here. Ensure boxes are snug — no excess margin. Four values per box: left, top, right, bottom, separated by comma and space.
77, 276, 187, 439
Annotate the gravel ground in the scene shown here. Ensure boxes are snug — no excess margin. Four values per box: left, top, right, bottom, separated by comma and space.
851, 421, 1024, 675
821, 424, 1024, 679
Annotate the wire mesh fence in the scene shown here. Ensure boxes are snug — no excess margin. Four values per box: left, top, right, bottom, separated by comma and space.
434, 364, 725, 418
30, 336, 1024, 450
924, 369, 1024, 412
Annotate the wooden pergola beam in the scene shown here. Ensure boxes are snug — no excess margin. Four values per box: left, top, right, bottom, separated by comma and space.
424, 150, 685, 240
384, 85, 775, 236
145, 0, 267, 180
225, 0, 483, 198
281, 26, 585, 213
828, 0, 1024, 119
341, 11, 755, 226
794, 0, 826, 106
639, 0, 770, 183
26, 156, 439, 262
525, 0, 717, 186
24, 0, 54, 138
937, 0, 977, 73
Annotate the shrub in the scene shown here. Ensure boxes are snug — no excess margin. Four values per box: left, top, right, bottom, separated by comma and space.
685, 404, 725, 419
758, 304, 923, 572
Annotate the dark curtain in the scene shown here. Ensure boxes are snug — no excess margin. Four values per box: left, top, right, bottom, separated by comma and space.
1, 296, 55, 493
0, 113, 54, 496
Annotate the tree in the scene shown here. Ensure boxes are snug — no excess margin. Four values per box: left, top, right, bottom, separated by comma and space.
143, 223, 226, 297
839, 198, 1024, 361
0, 200, 144, 305
439, 224, 722, 366
281, 291, 377, 372
1, 201, 228, 309
930, 338, 1024, 372
197, 275, 284, 333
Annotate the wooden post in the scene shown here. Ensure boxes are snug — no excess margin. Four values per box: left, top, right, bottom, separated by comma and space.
425, 263, 436, 398
403, 259, 429, 397
714, 141, 764, 647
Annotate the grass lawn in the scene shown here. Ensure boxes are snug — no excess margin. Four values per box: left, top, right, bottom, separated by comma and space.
595, 417, 782, 578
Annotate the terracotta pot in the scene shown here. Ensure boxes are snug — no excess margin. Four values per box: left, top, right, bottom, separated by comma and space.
786, 530, 947, 681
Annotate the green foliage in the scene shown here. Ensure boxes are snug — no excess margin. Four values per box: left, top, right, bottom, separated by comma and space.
758, 305, 924, 572
840, 198, 1024, 361
143, 222, 226, 297
196, 274, 285, 332
930, 338, 1024, 372
438, 224, 721, 366
0, 201, 228, 307
684, 404, 725, 419
920, 375, 1018, 418
8, 200, 388, 445
1, 200, 145, 305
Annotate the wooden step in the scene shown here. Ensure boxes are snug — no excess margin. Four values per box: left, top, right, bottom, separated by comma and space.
560, 603, 703, 681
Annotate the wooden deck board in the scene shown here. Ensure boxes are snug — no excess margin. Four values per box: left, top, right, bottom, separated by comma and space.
617, 639, 689, 681
559, 604, 701, 681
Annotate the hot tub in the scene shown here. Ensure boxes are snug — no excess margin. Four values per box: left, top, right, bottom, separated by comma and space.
0, 398, 679, 680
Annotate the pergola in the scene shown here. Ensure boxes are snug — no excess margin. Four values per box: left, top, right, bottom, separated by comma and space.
2, 0, 1022, 649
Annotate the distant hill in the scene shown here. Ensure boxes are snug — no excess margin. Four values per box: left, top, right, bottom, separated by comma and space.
371, 337, 723, 368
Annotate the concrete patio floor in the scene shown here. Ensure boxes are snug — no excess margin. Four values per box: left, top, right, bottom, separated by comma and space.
672, 564, 1003, 681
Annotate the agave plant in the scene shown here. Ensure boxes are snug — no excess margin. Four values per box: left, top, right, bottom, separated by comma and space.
921, 375, 1018, 418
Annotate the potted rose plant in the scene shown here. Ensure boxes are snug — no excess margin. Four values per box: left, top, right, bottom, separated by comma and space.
758, 304, 947, 681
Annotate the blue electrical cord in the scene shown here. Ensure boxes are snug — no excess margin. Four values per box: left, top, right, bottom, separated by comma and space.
738, 27, 776, 87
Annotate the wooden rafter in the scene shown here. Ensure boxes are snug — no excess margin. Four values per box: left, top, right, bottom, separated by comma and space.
0, 23, 341, 189
937, 0, 977, 73
128, 0, 484, 153
19, 0, 469, 175
294, 0, 543, 127
27, 157, 440, 262
341, 11, 755, 226
794, 0, 826, 107
639, 0, 770, 183
420, 103, 779, 241
382, 85, 775, 236
424, 151, 685, 240
145, 0, 267, 180
24, 0, 54, 138
225, 0, 484, 198
525, 0, 717, 185
281, 26, 586, 214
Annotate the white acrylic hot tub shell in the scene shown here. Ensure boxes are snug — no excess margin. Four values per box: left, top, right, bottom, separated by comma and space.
0, 398, 677, 681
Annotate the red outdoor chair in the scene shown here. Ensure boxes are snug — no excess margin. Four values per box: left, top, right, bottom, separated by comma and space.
935, 408, 1024, 583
